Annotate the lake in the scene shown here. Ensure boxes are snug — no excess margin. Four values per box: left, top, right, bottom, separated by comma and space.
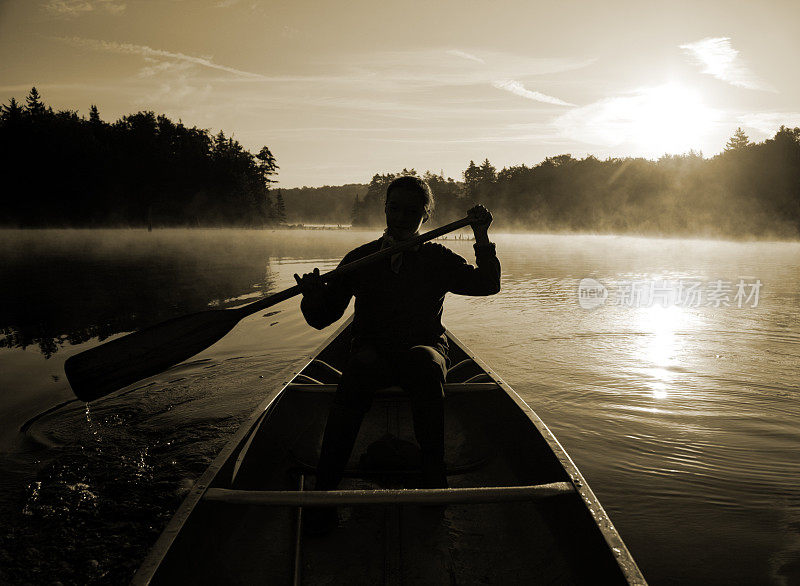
0, 228, 798, 584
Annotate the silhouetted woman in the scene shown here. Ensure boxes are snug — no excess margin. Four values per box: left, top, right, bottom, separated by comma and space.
295, 175, 500, 531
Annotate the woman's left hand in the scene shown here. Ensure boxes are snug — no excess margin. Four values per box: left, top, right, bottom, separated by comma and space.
467, 205, 492, 231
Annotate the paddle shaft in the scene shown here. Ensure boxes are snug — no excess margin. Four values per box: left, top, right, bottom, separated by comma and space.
235, 216, 473, 317
65, 216, 474, 401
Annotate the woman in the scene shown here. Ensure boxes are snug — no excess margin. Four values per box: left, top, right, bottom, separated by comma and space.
294, 175, 500, 530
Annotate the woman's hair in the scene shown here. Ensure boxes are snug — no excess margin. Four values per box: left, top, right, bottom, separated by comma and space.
385, 175, 435, 216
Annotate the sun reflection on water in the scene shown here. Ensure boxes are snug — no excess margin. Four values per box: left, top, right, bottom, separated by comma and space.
635, 304, 694, 400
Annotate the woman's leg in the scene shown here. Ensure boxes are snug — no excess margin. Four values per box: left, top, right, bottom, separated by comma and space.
397, 345, 448, 488
314, 344, 393, 491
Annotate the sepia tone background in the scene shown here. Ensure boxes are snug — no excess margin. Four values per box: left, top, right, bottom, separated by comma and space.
1, 1, 799, 584
1, 0, 799, 187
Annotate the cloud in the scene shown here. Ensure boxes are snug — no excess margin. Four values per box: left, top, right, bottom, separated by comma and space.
491, 79, 574, 106
680, 37, 775, 92
281, 25, 302, 39
55, 36, 267, 79
214, 0, 263, 12
446, 49, 485, 64
44, 0, 125, 16
130, 48, 592, 92
136, 79, 213, 109
737, 112, 800, 135
337, 49, 595, 90
138, 59, 195, 78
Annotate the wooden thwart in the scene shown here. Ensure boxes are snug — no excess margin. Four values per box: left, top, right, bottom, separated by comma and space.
203, 482, 574, 506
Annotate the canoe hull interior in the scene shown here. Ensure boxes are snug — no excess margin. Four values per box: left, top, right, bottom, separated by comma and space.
138, 322, 644, 585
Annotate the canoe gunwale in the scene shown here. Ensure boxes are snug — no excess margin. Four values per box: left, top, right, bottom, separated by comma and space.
444, 331, 647, 585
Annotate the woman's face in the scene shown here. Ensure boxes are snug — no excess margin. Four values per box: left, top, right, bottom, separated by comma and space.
384, 187, 428, 240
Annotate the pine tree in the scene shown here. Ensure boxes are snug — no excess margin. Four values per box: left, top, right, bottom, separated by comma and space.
274, 189, 287, 223
89, 104, 101, 124
351, 194, 361, 225
0, 97, 23, 125
725, 127, 751, 152
263, 191, 275, 221
479, 158, 497, 186
25, 87, 46, 118
212, 130, 227, 157
256, 145, 279, 185
465, 159, 496, 201
463, 160, 480, 199
479, 158, 496, 178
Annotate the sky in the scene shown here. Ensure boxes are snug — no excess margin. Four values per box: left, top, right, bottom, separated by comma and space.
1, 0, 799, 187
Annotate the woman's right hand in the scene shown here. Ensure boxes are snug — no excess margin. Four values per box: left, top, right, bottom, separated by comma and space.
294, 267, 325, 296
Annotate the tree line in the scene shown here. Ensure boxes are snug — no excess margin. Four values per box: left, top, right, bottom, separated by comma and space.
279, 184, 367, 224
351, 170, 464, 227
0, 88, 280, 227
339, 127, 800, 239
2, 88, 797, 238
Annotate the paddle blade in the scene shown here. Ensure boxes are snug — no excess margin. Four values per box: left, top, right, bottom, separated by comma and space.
65, 309, 242, 402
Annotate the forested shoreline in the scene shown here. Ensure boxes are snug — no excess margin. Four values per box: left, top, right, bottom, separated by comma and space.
280, 184, 367, 224
2, 89, 798, 238
0, 88, 281, 227
296, 126, 800, 240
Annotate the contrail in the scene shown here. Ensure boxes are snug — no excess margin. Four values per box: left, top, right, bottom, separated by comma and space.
55, 36, 267, 79
492, 79, 574, 106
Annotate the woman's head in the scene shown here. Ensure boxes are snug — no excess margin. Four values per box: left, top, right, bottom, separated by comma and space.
384, 176, 434, 240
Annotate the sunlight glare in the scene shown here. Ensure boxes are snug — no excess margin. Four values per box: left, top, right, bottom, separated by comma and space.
643, 304, 683, 366
651, 381, 668, 400
559, 82, 719, 157
628, 84, 717, 155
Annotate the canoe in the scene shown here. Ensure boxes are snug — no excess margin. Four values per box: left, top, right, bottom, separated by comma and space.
132, 318, 646, 585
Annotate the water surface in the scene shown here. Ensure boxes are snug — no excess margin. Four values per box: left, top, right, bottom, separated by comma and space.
0, 229, 798, 584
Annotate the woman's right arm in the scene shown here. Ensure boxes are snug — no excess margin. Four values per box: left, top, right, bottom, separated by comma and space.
295, 263, 354, 330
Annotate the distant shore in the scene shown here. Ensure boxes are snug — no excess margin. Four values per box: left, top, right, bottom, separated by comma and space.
282, 223, 351, 230
2, 225, 800, 242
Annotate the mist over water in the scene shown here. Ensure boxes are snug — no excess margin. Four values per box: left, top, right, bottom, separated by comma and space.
0, 229, 798, 584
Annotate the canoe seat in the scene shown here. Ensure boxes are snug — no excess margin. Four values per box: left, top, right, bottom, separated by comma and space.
286, 383, 499, 395
301, 358, 488, 385
202, 482, 574, 507
303, 359, 342, 382
463, 373, 494, 383
293, 373, 323, 384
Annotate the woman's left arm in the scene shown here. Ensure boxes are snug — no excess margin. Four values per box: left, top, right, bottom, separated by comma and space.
441, 205, 501, 296
469, 204, 492, 246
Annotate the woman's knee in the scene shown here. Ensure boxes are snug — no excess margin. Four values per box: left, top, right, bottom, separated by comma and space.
405, 346, 447, 382
400, 347, 447, 403
344, 345, 390, 383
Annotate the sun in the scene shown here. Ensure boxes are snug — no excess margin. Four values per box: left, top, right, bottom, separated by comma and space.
626, 83, 718, 156
559, 82, 720, 157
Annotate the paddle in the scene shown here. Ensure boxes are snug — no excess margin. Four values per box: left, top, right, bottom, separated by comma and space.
65, 216, 474, 402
